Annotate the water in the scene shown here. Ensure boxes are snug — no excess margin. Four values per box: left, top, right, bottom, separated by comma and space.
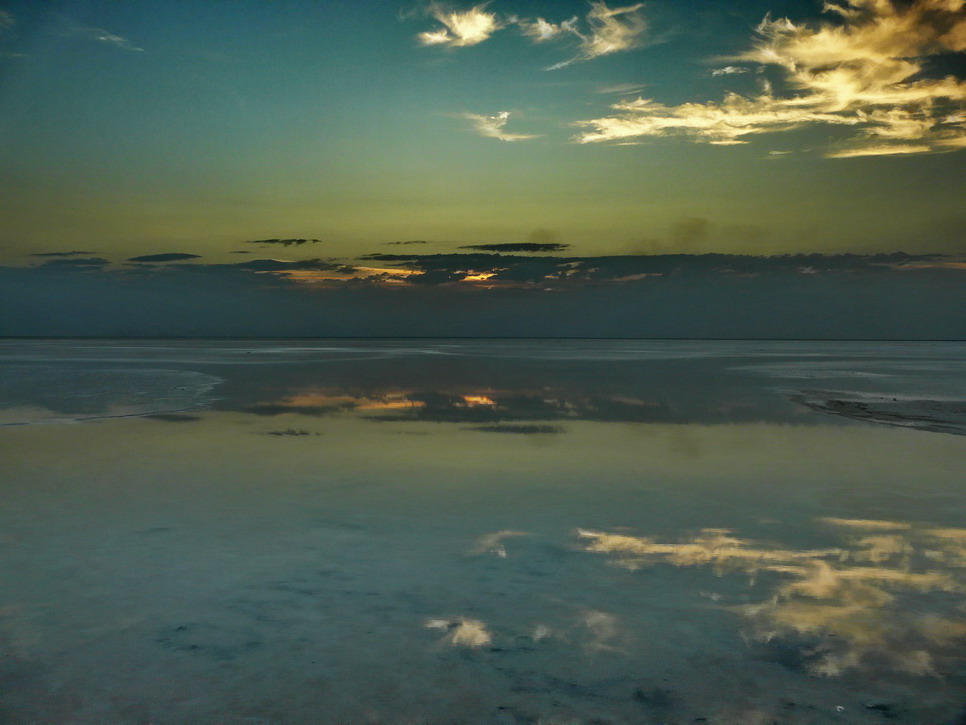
1, 339, 964, 724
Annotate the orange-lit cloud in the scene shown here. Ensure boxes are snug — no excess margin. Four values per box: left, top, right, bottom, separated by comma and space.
460, 271, 497, 283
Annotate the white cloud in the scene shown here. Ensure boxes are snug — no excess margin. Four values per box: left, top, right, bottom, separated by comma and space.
576, 0, 966, 156
463, 111, 539, 141
69, 25, 144, 52
825, 143, 933, 158
711, 65, 749, 76
417, 3, 500, 47
597, 83, 646, 95
516, 16, 579, 42
577, 93, 862, 145
0, 10, 14, 30
416, 2, 647, 68
546, 2, 647, 69
578, 2, 647, 60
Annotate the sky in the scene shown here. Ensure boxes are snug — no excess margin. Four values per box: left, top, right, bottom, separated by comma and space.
0, 0, 963, 337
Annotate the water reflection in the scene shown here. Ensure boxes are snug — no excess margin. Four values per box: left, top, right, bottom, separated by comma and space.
425, 617, 493, 647
579, 518, 966, 677
244, 387, 676, 425
472, 530, 528, 558
4, 339, 964, 433
2, 340, 965, 722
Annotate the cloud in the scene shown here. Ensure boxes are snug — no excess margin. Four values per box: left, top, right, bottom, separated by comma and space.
230, 258, 352, 272
34, 257, 109, 270
515, 16, 579, 43
386, 240, 429, 245
597, 83, 646, 95
360, 250, 955, 288
711, 65, 749, 76
458, 242, 570, 253
246, 238, 323, 247
29, 250, 96, 258
572, 2, 646, 62
69, 25, 144, 52
576, 0, 966, 156
416, 2, 647, 68
0, 10, 14, 30
825, 143, 933, 158
417, 3, 500, 47
544, 2, 647, 69
462, 111, 538, 141
576, 93, 860, 145
3, 252, 964, 338
128, 253, 202, 263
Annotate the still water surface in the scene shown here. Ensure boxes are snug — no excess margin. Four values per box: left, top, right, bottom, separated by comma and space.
1, 339, 965, 724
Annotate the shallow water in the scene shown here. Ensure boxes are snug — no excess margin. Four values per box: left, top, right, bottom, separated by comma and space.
1, 339, 965, 724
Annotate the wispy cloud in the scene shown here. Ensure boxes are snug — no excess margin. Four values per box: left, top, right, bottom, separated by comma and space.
597, 83, 646, 95
463, 111, 538, 141
0, 9, 14, 30
68, 25, 144, 52
416, 2, 647, 67
576, 93, 862, 146
548, 2, 646, 69
825, 143, 933, 158
515, 15, 579, 43
710, 65, 748, 76
576, 0, 966, 156
417, 3, 500, 47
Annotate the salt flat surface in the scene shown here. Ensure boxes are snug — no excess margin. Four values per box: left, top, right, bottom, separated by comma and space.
1, 339, 964, 724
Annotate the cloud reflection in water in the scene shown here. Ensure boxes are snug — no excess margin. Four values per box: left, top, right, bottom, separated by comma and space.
578, 519, 966, 677
471, 530, 529, 558
425, 617, 493, 648
243, 387, 672, 426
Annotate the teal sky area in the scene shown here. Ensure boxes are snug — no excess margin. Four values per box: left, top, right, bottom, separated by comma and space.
1, 0, 964, 265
